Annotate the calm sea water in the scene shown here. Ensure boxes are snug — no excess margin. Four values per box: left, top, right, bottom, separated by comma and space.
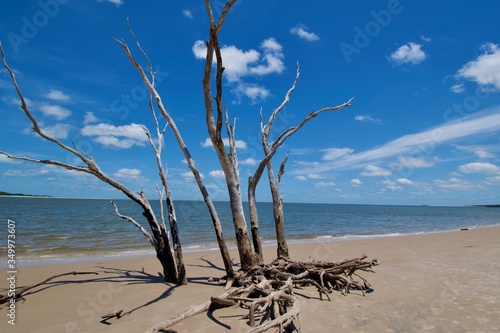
1, 197, 499, 265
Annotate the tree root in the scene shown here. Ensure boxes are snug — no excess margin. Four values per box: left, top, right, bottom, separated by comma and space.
145, 255, 376, 333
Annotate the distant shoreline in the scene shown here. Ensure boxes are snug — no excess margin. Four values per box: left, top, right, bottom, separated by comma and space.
0, 191, 52, 198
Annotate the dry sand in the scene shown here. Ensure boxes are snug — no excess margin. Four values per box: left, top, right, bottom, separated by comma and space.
2, 226, 500, 332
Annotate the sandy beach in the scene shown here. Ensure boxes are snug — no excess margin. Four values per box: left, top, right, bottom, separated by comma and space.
2, 226, 500, 332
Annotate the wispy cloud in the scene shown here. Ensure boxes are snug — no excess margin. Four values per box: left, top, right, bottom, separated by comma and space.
182, 9, 193, 19
360, 165, 391, 177
355, 115, 382, 124
389, 42, 427, 66
97, 0, 124, 6
456, 43, 500, 91
200, 137, 247, 149
114, 168, 142, 180
450, 83, 465, 93
290, 25, 320, 42
293, 107, 500, 175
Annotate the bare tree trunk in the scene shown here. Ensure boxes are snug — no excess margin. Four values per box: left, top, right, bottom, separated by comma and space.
266, 159, 289, 259
247, 183, 264, 262
166, 192, 187, 285
202, 0, 258, 270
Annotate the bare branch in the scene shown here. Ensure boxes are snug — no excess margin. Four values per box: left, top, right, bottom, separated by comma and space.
111, 201, 158, 251
277, 152, 289, 184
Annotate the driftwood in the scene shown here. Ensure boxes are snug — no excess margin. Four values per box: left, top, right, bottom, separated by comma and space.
101, 310, 123, 321
0, 271, 98, 304
145, 255, 376, 333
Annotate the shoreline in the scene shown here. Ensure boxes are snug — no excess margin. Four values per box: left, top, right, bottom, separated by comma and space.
8, 223, 500, 268
1, 226, 500, 332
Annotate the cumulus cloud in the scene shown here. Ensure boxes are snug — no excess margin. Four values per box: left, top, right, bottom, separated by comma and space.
360, 165, 391, 177
83, 111, 99, 124
389, 42, 427, 66
114, 168, 142, 180
81, 123, 147, 149
456, 43, 500, 91
459, 162, 499, 174
350, 178, 363, 187
39, 104, 71, 120
295, 176, 307, 181
240, 158, 258, 166
290, 25, 320, 42
192, 37, 285, 102
46, 89, 70, 102
396, 178, 414, 186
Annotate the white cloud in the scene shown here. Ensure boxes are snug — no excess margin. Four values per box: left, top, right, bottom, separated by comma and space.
350, 178, 363, 187
295, 176, 307, 181
296, 108, 500, 175
290, 25, 320, 42
97, 0, 123, 6
192, 38, 285, 82
200, 137, 247, 149
450, 83, 465, 93
46, 89, 70, 102
421, 35, 431, 42
114, 168, 141, 180
39, 104, 71, 120
396, 178, 414, 186
380, 180, 402, 191
40, 123, 72, 139
81, 123, 147, 149
83, 111, 99, 125
456, 43, 500, 91
306, 173, 325, 179
320, 148, 354, 161
355, 115, 382, 124
434, 177, 479, 190
232, 82, 270, 104
209, 170, 226, 179
314, 181, 335, 188
459, 162, 500, 175
240, 158, 258, 166
389, 42, 427, 66
390, 156, 435, 170
181, 171, 204, 179
455, 145, 495, 159
0, 155, 21, 164
182, 9, 193, 19
360, 165, 391, 177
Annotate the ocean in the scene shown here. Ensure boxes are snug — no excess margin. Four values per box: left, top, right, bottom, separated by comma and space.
1, 197, 499, 266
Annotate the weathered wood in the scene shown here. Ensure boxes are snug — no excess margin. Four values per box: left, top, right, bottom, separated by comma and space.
101, 310, 123, 320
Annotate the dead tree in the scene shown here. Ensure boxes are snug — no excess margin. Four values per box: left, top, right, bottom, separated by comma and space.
114, 21, 235, 280
248, 63, 354, 260
201, 0, 259, 270
0, 45, 181, 284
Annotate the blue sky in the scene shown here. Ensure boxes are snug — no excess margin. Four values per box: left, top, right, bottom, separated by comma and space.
1, 0, 500, 206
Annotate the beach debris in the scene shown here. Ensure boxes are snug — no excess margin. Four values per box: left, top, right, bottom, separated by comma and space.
101, 309, 123, 321
0, 271, 98, 304
145, 254, 376, 333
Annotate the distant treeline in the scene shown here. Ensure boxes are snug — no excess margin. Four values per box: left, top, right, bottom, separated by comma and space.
0, 191, 51, 197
